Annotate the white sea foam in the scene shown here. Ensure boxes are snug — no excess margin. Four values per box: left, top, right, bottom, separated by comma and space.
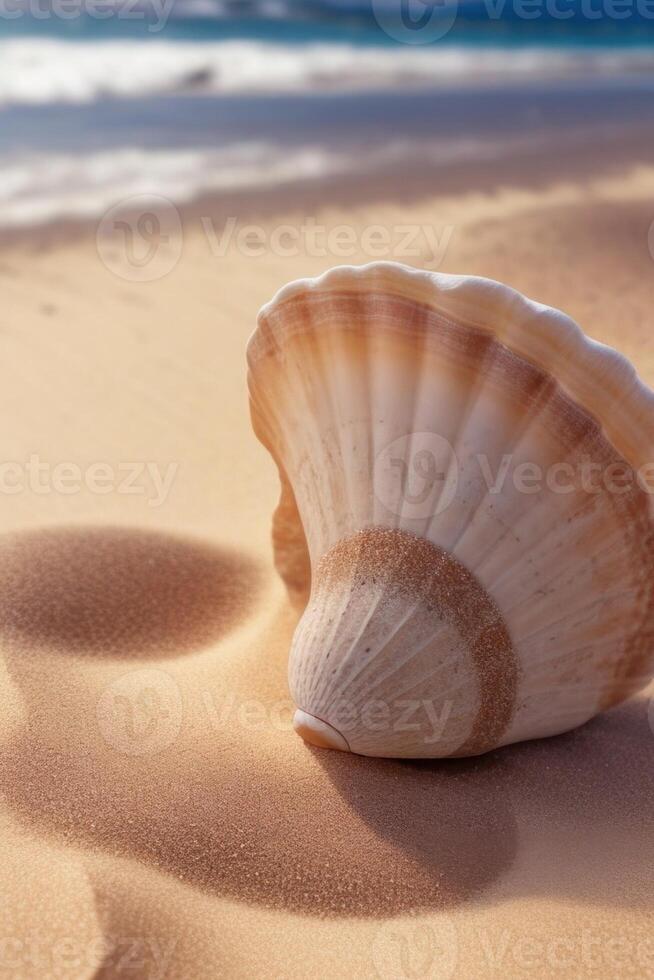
0, 144, 344, 226
0, 138, 507, 227
1, 37, 653, 107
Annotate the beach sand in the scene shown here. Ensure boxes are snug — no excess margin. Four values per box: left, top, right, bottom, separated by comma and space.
0, 149, 653, 979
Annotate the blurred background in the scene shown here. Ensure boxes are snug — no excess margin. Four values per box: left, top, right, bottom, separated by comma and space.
2, 0, 654, 230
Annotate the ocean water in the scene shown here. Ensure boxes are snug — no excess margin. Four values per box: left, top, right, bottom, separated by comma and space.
2, 0, 654, 227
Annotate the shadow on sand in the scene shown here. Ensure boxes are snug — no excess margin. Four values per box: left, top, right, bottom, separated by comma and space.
0, 524, 651, 918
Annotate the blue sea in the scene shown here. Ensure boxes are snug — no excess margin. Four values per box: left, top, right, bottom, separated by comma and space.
2, 0, 654, 227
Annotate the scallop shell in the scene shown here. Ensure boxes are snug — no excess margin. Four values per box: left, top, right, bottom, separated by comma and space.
247, 262, 654, 758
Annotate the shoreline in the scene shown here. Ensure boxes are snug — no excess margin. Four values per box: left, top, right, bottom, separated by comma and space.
3, 111, 654, 252
3, 70, 654, 247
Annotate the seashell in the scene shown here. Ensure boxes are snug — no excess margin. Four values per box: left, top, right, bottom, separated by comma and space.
247, 262, 654, 758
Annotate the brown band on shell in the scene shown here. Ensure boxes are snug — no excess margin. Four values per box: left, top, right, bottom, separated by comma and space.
315, 527, 518, 756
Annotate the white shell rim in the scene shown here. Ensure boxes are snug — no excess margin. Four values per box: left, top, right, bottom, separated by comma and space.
249, 261, 654, 485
